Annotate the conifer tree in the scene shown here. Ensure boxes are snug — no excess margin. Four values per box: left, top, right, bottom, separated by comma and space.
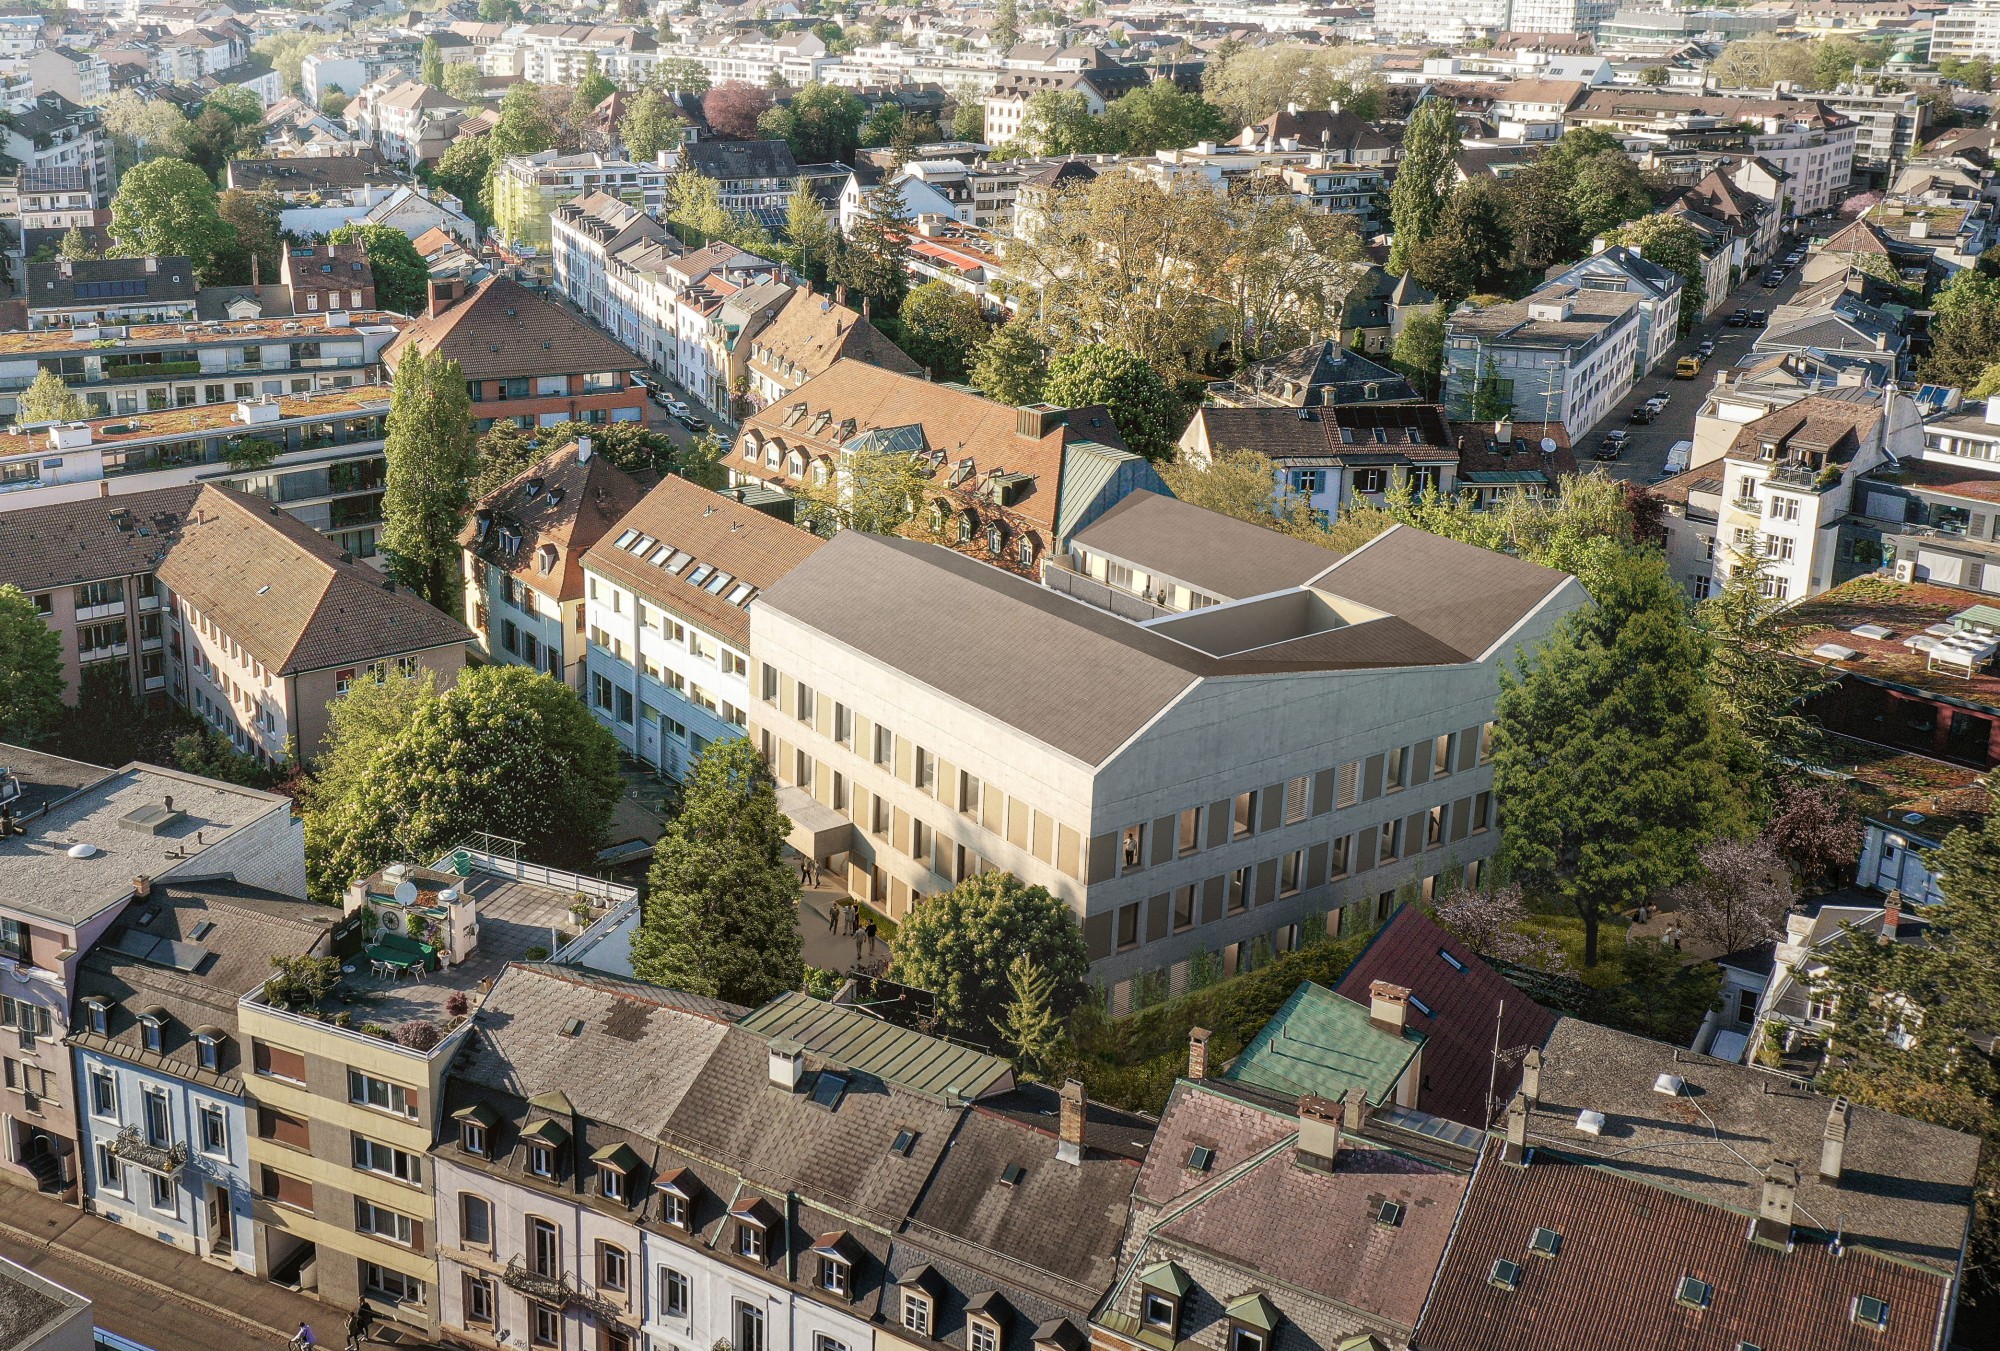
381, 348, 477, 611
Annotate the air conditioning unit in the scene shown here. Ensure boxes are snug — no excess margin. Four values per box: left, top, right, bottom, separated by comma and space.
1894, 558, 1917, 583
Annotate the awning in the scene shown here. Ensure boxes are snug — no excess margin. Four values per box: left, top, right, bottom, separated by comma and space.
777, 786, 852, 861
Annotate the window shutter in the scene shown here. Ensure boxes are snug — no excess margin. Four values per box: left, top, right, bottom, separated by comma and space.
1457, 726, 1481, 773
1145, 893, 1169, 941
1355, 829, 1378, 872
1086, 831, 1117, 883
1200, 876, 1226, 925
1253, 860, 1278, 906
1450, 798, 1471, 843
1082, 912, 1114, 960
1337, 761, 1360, 808
1362, 754, 1385, 801
1205, 800, 1231, 848
1149, 816, 1174, 866
1408, 745, 1431, 787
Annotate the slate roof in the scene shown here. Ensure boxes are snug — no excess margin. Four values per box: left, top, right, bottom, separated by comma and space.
226, 153, 400, 194
157, 484, 473, 674
1190, 402, 1451, 464
738, 990, 1012, 1102
26, 255, 198, 310
1241, 106, 1395, 157
684, 137, 800, 182
1724, 389, 1882, 467
1414, 1141, 1952, 1351
1069, 490, 1341, 603
1220, 981, 1424, 1108
461, 441, 653, 604
386, 276, 638, 382
1211, 341, 1418, 407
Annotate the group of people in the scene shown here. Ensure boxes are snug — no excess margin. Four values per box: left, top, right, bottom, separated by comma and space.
825, 897, 880, 963
289, 1307, 369, 1351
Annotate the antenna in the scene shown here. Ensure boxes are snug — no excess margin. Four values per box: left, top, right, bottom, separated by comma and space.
1487, 998, 1504, 1132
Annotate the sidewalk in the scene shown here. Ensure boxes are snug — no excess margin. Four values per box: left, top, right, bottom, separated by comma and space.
0, 1183, 400, 1345
795, 865, 889, 975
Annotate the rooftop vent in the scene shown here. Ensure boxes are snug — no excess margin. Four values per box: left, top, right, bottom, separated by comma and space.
1575, 1109, 1606, 1136
119, 803, 184, 836
1653, 1073, 1685, 1096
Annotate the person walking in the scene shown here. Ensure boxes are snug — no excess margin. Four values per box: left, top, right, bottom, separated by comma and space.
853, 932, 864, 965
865, 920, 878, 958
345, 1305, 372, 1351
825, 902, 839, 932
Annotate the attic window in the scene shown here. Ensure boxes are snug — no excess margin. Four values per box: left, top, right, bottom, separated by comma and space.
819, 1254, 851, 1295
810, 1071, 849, 1110
892, 1128, 917, 1156
686, 564, 714, 588
1141, 1294, 1178, 1331
738, 1220, 766, 1261
461, 1121, 487, 1156
1853, 1296, 1889, 1330
198, 1032, 221, 1072
1439, 949, 1466, 972
1229, 1331, 1265, 1351
1374, 1199, 1404, 1227
1530, 1227, 1562, 1258
190, 921, 216, 941
1489, 1259, 1521, 1292
140, 1012, 165, 1054
1187, 1145, 1215, 1172
599, 1163, 626, 1200
1409, 993, 1434, 1017
560, 1017, 584, 1038
85, 999, 109, 1036
1000, 1163, 1026, 1186
529, 1144, 555, 1177
1675, 1276, 1712, 1309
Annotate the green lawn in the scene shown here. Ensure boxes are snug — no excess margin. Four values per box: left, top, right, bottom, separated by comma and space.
1518, 913, 1633, 988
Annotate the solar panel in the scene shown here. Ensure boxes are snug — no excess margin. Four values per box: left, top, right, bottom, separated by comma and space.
156, 941, 211, 973
109, 930, 162, 960
73, 279, 149, 299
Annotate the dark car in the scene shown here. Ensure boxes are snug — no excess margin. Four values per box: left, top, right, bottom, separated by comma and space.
1748, 309, 1767, 328
1762, 274, 1783, 288
1628, 404, 1655, 424
1725, 310, 1749, 327
1594, 431, 1628, 461
681, 416, 710, 435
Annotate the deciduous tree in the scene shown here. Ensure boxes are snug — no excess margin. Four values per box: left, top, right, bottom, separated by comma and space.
1665, 837, 1796, 954
1431, 883, 1571, 971
0, 584, 63, 744
1201, 43, 1384, 128
431, 135, 493, 229
628, 738, 802, 1005
896, 280, 987, 382
490, 81, 558, 160
703, 81, 773, 138
329, 222, 428, 315
970, 319, 1046, 406
1923, 268, 2000, 391
1762, 778, 1864, 891
15, 369, 91, 424
1099, 79, 1229, 156
1696, 550, 1828, 768
1568, 149, 1656, 242
1709, 36, 1818, 89
620, 87, 684, 163
760, 81, 863, 163
1042, 344, 1178, 462
1387, 95, 1459, 276
1391, 306, 1446, 400
782, 178, 840, 286
1412, 178, 1515, 305
382, 348, 477, 610
1606, 215, 1707, 334
216, 188, 282, 287
107, 158, 235, 283
887, 871, 1088, 1042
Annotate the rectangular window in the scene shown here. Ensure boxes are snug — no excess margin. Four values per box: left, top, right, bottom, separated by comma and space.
464, 1275, 495, 1325
347, 1070, 416, 1119
352, 1135, 422, 1184
661, 1268, 690, 1318
970, 1324, 999, 1351
530, 1217, 559, 1277
1474, 792, 1492, 831
873, 723, 894, 766
1120, 825, 1145, 874
148, 1171, 175, 1213
1330, 835, 1351, 878
89, 1068, 115, 1118
1227, 866, 1250, 913
96, 1142, 122, 1196
1337, 761, 1360, 808
1172, 885, 1196, 932
355, 1198, 416, 1246
1479, 722, 1495, 762
258, 1165, 312, 1211
531, 1303, 562, 1348
461, 1193, 492, 1247
959, 770, 982, 819
1380, 819, 1401, 862
1232, 790, 1257, 839
903, 1295, 931, 1338
199, 1102, 226, 1156
1283, 775, 1308, 824
736, 1301, 767, 1351
1177, 806, 1202, 856
1386, 746, 1409, 790
1117, 902, 1140, 950
914, 746, 937, 795
1428, 805, 1445, 847
257, 1108, 310, 1152
1433, 733, 1456, 777
361, 1262, 423, 1306
1281, 850, 1303, 895
599, 1241, 628, 1292
143, 1087, 170, 1147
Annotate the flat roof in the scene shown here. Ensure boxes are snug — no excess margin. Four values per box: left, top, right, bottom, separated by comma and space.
0, 1255, 88, 1351
0, 310, 405, 359
0, 385, 389, 456
0, 764, 293, 927
1783, 575, 2000, 710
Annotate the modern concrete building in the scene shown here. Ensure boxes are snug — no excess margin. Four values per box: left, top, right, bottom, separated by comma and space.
1442, 283, 1644, 438
748, 507, 1585, 1008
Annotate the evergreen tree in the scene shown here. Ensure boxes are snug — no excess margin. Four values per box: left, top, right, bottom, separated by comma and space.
628, 738, 803, 1006
1412, 178, 1515, 305
970, 320, 1046, 406
1697, 550, 1829, 769
1495, 548, 1743, 966
382, 348, 477, 611
55, 225, 95, 261
16, 369, 91, 424
991, 954, 1065, 1074
421, 37, 444, 88
1386, 95, 1460, 277
831, 180, 909, 318
0, 583, 64, 744
887, 872, 1088, 1041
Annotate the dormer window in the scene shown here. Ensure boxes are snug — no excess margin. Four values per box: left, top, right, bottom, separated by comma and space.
958, 510, 977, 543
197, 1032, 221, 1072
139, 1009, 165, 1054
86, 999, 108, 1036
1142, 1293, 1179, 1332
902, 1291, 932, 1336
969, 1321, 999, 1351
1230, 1330, 1264, 1351
738, 1220, 765, 1260
529, 1144, 554, 1177
599, 1164, 625, 1200
1139, 1262, 1190, 1335
820, 1255, 849, 1295
986, 524, 1006, 556
461, 1122, 487, 1156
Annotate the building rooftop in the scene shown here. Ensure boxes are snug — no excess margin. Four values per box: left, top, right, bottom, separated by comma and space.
746, 286, 921, 390
1782, 575, 2000, 711
0, 309, 404, 360
1068, 490, 1342, 604
27, 255, 199, 312
461, 441, 653, 604
0, 385, 389, 460
1220, 980, 1425, 1108
0, 743, 106, 818
0, 1255, 88, 1351
0, 764, 293, 928
387, 276, 637, 382
1447, 286, 1643, 349
738, 990, 1014, 1103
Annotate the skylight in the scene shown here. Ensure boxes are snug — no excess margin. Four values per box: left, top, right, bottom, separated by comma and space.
1488, 1259, 1521, 1291
560, 1017, 585, 1038
1409, 994, 1435, 1018
614, 529, 638, 548
1438, 948, 1466, 972
810, 1071, 848, 1110
704, 570, 734, 595
1854, 1296, 1888, 1330
726, 583, 756, 606
1000, 1163, 1026, 1185
1375, 1200, 1404, 1227
1676, 1276, 1712, 1309
686, 564, 714, 587
892, 1128, 916, 1156
1187, 1146, 1214, 1172
1530, 1227, 1562, 1258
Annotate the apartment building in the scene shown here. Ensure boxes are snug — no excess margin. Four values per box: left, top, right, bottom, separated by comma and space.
659, 30, 832, 86
1821, 85, 1926, 177
678, 277, 794, 423
345, 78, 469, 168
1566, 91, 1855, 216
551, 192, 678, 353
1933, 0, 2000, 61
0, 752, 302, 1199
72, 877, 334, 1272
281, 244, 376, 315
982, 66, 1147, 147
1442, 284, 1643, 438
679, 140, 801, 226
26, 256, 198, 330
26, 47, 109, 104
750, 512, 1585, 1005
386, 278, 649, 433
580, 476, 823, 780
461, 439, 652, 688
743, 287, 919, 410
1374, 0, 1511, 39
494, 152, 673, 254
1, 94, 107, 208
1176, 402, 1456, 526
1548, 244, 1685, 374
484, 23, 661, 86
240, 848, 633, 1334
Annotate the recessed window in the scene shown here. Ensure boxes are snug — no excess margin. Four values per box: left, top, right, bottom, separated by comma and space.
820, 1256, 849, 1295
1530, 1226, 1562, 1258
460, 1122, 487, 1156
661, 1191, 688, 1228
1230, 1330, 1265, 1351
970, 1321, 999, 1351
738, 1222, 766, 1261
462, 1194, 492, 1247
140, 1015, 163, 1054
1854, 1295, 1889, 1329
197, 1034, 220, 1071
1142, 1293, 1178, 1330
599, 1164, 625, 1201
1490, 1258, 1522, 1291
661, 1267, 691, 1318
529, 1144, 554, 1177
87, 1001, 108, 1035
1676, 1275, 1712, 1309
1187, 1145, 1215, 1172
1375, 1199, 1404, 1227
903, 1292, 932, 1336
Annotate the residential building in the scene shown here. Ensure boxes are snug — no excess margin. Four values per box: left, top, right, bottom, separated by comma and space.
1753, 278, 1910, 384
71, 877, 334, 1272
1, 94, 107, 208
1176, 402, 1456, 526
1820, 85, 1926, 177
580, 476, 823, 779
1555, 243, 1688, 374
460, 439, 652, 689
1374, 0, 1512, 40
345, 79, 470, 168
1441, 284, 1644, 438
1566, 91, 1855, 216
386, 277, 650, 433
280, 243, 377, 315
982, 64, 1149, 147
0, 1256, 91, 1350
659, 30, 832, 86
1734, 892, 1929, 1069
729, 359, 1166, 578
224, 154, 414, 240
1235, 106, 1398, 167
551, 191, 678, 352
1932, 0, 2000, 61
1508, 0, 1622, 35
678, 140, 801, 227
749, 517, 1584, 1003
1847, 398, 2000, 594
674, 276, 794, 422
0, 752, 301, 1199
241, 846, 635, 1335
26, 47, 109, 105
26, 256, 198, 330
493, 152, 673, 254
484, 23, 662, 86
1206, 343, 1421, 411
743, 287, 920, 410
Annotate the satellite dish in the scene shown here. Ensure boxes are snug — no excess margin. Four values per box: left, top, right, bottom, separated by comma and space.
394, 879, 419, 905
1539, 437, 1558, 453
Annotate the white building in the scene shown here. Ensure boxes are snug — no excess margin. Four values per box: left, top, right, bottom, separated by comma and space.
1374, 0, 1511, 41
1442, 283, 1644, 438
1931, 0, 2000, 61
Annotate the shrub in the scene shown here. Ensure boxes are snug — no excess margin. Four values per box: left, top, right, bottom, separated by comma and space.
445, 991, 470, 1018
393, 1019, 443, 1050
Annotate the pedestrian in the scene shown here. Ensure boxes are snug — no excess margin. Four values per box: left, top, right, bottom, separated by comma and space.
807, 859, 819, 887
825, 903, 838, 932
345, 1305, 372, 1351
291, 1324, 316, 1351
800, 857, 810, 884
843, 902, 856, 935
853, 932, 864, 965
865, 920, 878, 957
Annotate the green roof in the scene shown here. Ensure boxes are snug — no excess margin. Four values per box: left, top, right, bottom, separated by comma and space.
1952, 603, 2000, 632
1139, 1261, 1192, 1297
737, 990, 1013, 1102
1221, 981, 1423, 1106
1225, 1293, 1281, 1332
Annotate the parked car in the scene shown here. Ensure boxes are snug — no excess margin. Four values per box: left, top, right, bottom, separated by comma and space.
1748, 310, 1767, 328
650, 390, 675, 409
1762, 273, 1783, 288
1662, 439, 1693, 476
1676, 355, 1703, 378
681, 416, 710, 434
1696, 339, 1715, 356
1725, 310, 1749, 327
1594, 431, 1628, 461
665, 399, 691, 418
1645, 394, 1668, 412
1628, 404, 1656, 424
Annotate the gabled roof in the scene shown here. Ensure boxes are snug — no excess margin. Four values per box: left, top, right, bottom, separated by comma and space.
386, 276, 639, 381
0, 483, 197, 593
1220, 981, 1423, 1108
738, 991, 1012, 1102
684, 137, 800, 182
1070, 490, 1340, 603
749, 287, 921, 386
461, 441, 654, 603
27, 255, 198, 310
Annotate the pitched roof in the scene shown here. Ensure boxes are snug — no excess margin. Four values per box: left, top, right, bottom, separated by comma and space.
580, 476, 824, 649
1333, 904, 1560, 1130
0, 483, 198, 593
27, 255, 198, 310
461, 441, 653, 603
1221, 980, 1424, 1107
1069, 490, 1341, 603
386, 276, 638, 381
157, 484, 472, 674
683, 137, 800, 182
748, 286, 921, 389
226, 152, 399, 193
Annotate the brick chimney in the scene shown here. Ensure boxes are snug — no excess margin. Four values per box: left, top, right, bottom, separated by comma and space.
1187, 1026, 1211, 1081
1820, 1097, 1851, 1182
1752, 1159, 1799, 1248
1057, 1078, 1086, 1166
427, 276, 464, 320
1294, 1094, 1344, 1172
1342, 1084, 1370, 1135
132, 875, 152, 899
1368, 980, 1411, 1035
1878, 890, 1903, 945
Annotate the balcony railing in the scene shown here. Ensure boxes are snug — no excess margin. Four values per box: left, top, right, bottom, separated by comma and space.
108, 1125, 188, 1176
502, 1260, 576, 1303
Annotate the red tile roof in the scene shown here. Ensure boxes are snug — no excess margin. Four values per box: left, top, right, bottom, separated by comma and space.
1334, 905, 1560, 1131
386, 276, 638, 382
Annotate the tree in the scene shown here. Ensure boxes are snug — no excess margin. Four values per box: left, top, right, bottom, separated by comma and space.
831, 180, 909, 318
1665, 837, 1796, 954
1923, 268, 2000, 390
1709, 36, 1818, 90
1392, 306, 1446, 400
791, 446, 933, 535
1501, 161, 1583, 275
1212, 180, 1368, 363
970, 319, 1046, 406
329, 223, 428, 315
992, 954, 1066, 1072
654, 58, 711, 97
253, 32, 330, 97
896, 281, 986, 381
15, 369, 91, 425
55, 225, 94, 261
862, 102, 906, 149
1387, 95, 1460, 276
1160, 445, 1313, 532
1811, 34, 1877, 92
321, 88, 353, 117
571, 56, 617, 128
1639, 65, 1669, 88
1469, 356, 1514, 421
1606, 215, 1707, 334
303, 666, 621, 901
1431, 883, 1571, 971
627, 738, 802, 1005
107, 158, 235, 283
1567, 149, 1655, 242
443, 62, 484, 102
473, 420, 677, 498
490, 82, 558, 161
1018, 90, 1109, 157
99, 93, 192, 178
992, 0, 1019, 51
1495, 548, 1744, 966
1411, 178, 1515, 306
1042, 344, 1178, 462
668, 168, 771, 251
180, 88, 264, 182
620, 86, 684, 163
703, 81, 774, 139
763, 81, 863, 163
1762, 778, 1863, 891
1099, 79, 1230, 156
0, 584, 63, 744
1201, 42, 1384, 128
887, 871, 1087, 1041
216, 188, 282, 287
421, 37, 444, 88
950, 82, 985, 141
477, 0, 523, 20
783, 179, 840, 286
1696, 550, 1828, 768
431, 135, 493, 229
382, 348, 478, 610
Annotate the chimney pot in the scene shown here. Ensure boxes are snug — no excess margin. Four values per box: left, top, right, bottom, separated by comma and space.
1368, 980, 1411, 1035
1752, 1159, 1800, 1247
1879, 890, 1902, 945
1342, 1084, 1369, 1135
1501, 1091, 1529, 1166
1821, 1097, 1851, 1182
132, 874, 152, 899
1057, 1078, 1086, 1165
163, 794, 173, 812
1187, 1026, 1212, 1081
1295, 1094, 1344, 1171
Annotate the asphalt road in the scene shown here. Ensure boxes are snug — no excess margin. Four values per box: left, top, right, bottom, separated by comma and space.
1596, 236, 1819, 486
0, 1228, 278, 1351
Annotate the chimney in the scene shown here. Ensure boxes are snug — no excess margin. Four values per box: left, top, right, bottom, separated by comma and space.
1057, 1078, 1086, 1165
163, 795, 173, 812
428, 276, 463, 320
1294, 1094, 1344, 1172
1368, 980, 1410, 1035
1752, 1159, 1799, 1247
1520, 1047, 1543, 1108
577, 435, 593, 463
1343, 1084, 1370, 1136
1878, 890, 1902, 945
834, 282, 848, 307
144, 256, 158, 274
1187, 1026, 1211, 1081
132, 875, 152, 899
1500, 1092, 1529, 1166
1821, 1097, 1851, 1182
768, 1038, 805, 1091
1494, 418, 1514, 443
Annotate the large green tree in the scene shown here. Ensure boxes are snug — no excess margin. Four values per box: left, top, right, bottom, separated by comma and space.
1391, 306, 1446, 401
628, 738, 802, 1006
1696, 549, 1828, 771
16, 369, 91, 425
831, 180, 910, 318
1018, 90, 1110, 157
1605, 215, 1708, 334
887, 871, 1088, 1042
761, 81, 864, 164
896, 281, 987, 382
1924, 268, 2000, 391
216, 189, 283, 288
620, 87, 684, 163
1100, 79, 1230, 156
0, 584, 63, 744
1411, 178, 1515, 305
490, 82, 558, 160
970, 320, 1047, 406
1043, 344, 1178, 462
421, 37, 444, 88
1710, 36, 1818, 89
303, 666, 621, 900
107, 158, 236, 283
431, 135, 493, 230
1387, 95, 1460, 276
1568, 149, 1656, 244
783, 179, 840, 286
571, 56, 617, 127
1494, 548, 1743, 966
382, 348, 478, 610
329, 223, 428, 315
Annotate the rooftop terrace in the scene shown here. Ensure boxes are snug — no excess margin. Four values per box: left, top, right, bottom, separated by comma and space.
0, 310, 405, 359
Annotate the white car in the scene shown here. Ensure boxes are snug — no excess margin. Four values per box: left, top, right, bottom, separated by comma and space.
665, 399, 691, 418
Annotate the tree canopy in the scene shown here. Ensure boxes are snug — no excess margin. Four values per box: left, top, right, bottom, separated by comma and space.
1387, 96, 1459, 276
382, 348, 477, 610
1043, 344, 1179, 462
16, 369, 91, 425
0, 584, 63, 745
896, 281, 988, 383
760, 81, 864, 163
887, 871, 1089, 1042
108, 158, 235, 283
328, 223, 428, 315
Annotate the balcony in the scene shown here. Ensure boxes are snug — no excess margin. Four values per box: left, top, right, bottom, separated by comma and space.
107, 1125, 188, 1176
502, 1259, 576, 1304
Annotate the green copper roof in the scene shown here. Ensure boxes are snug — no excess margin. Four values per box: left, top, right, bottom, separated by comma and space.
1225, 1293, 1281, 1332
1139, 1261, 1192, 1297
737, 990, 1013, 1103
1221, 981, 1423, 1106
